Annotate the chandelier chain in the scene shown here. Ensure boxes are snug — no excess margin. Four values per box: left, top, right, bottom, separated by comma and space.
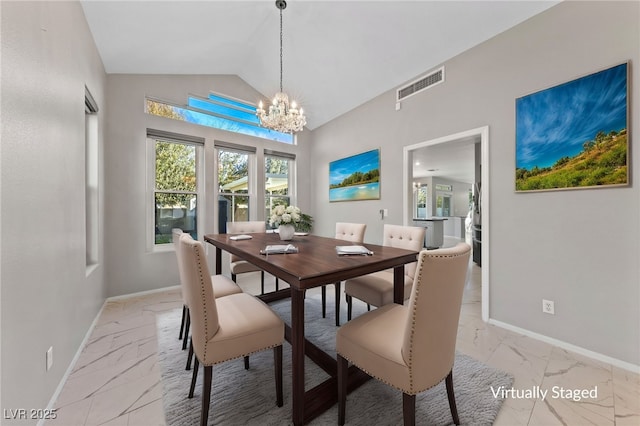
279, 6, 283, 93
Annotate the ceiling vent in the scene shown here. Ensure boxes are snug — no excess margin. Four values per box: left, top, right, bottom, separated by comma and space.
397, 66, 445, 102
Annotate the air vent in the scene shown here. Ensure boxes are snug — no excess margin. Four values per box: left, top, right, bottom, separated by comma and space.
397, 66, 445, 101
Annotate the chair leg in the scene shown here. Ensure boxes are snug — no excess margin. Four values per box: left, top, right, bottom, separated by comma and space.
231, 273, 237, 282
182, 311, 190, 350
335, 282, 341, 326
275, 277, 279, 291
337, 354, 348, 426
261, 271, 265, 294
445, 370, 460, 425
367, 303, 371, 311
402, 393, 416, 426
200, 365, 213, 426
274, 345, 283, 407
346, 294, 353, 321
188, 356, 199, 398
186, 338, 194, 370
244, 356, 250, 370
321, 286, 327, 318
179, 305, 187, 340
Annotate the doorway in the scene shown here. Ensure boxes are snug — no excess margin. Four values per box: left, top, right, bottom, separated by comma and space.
435, 191, 453, 217
403, 126, 489, 322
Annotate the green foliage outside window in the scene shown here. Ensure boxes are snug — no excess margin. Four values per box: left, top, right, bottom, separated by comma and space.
218, 151, 248, 191
155, 141, 197, 244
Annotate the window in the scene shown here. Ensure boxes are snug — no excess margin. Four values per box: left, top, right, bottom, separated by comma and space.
146, 92, 294, 144
414, 185, 427, 219
218, 147, 252, 229
149, 130, 202, 245
85, 87, 99, 269
265, 152, 294, 221
436, 192, 452, 217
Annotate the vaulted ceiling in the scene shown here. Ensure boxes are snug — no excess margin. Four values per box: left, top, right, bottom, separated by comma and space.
80, 1, 559, 130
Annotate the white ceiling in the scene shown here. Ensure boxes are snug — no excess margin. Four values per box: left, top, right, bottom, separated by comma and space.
80, 0, 559, 131
412, 136, 479, 183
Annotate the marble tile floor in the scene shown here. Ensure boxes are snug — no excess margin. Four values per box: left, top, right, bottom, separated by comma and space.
48, 264, 639, 425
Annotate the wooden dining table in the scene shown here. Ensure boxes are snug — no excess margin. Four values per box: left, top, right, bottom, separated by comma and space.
204, 232, 419, 425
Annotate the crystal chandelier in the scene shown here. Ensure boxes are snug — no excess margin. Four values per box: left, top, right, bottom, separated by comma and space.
256, 0, 306, 134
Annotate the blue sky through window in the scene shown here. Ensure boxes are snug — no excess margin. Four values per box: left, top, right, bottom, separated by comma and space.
147, 94, 294, 144
188, 96, 259, 124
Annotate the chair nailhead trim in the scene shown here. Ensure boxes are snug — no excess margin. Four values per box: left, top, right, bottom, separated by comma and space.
193, 240, 283, 366
406, 248, 468, 392
337, 353, 449, 396
341, 245, 467, 395
200, 343, 282, 367
193, 244, 209, 363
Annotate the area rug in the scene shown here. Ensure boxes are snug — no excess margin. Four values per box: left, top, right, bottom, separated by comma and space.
157, 293, 512, 425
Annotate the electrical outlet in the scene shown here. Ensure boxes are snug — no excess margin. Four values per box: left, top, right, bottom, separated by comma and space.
46, 346, 53, 371
542, 299, 555, 315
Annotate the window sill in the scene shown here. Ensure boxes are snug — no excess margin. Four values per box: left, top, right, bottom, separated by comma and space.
149, 244, 175, 254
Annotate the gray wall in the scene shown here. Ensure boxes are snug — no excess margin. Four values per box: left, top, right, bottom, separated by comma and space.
1, 1, 107, 419
105, 75, 312, 297
310, 1, 639, 365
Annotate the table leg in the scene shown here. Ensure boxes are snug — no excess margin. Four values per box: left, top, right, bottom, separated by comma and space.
215, 247, 222, 275
393, 265, 404, 304
291, 287, 306, 425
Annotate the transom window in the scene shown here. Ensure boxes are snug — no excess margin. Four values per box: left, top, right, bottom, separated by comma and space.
146, 92, 294, 144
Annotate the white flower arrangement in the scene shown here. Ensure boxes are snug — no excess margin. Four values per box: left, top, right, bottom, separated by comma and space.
269, 205, 302, 227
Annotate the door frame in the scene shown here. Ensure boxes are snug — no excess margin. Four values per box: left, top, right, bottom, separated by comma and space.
403, 126, 489, 321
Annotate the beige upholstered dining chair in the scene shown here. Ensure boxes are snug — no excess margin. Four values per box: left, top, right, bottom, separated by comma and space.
226, 221, 277, 294
344, 224, 425, 320
337, 243, 471, 426
322, 222, 367, 326
172, 229, 242, 353
179, 234, 285, 426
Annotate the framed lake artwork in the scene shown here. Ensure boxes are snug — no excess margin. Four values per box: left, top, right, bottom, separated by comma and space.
515, 62, 629, 192
329, 149, 380, 202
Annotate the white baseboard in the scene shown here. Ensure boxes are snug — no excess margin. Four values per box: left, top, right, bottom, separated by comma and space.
39, 285, 181, 425
106, 285, 180, 301
38, 301, 107, 426
488, 318, 640, 374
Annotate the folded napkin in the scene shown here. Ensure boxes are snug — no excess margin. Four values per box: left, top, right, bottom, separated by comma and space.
336, 245, 374, 256
229, 234, 252, 241
260, 244, 299, 255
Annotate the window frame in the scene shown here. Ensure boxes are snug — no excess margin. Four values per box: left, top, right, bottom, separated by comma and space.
215, 143, 257, 229
414, 184, 427, 219
85, 86, 99, 273
146, 130, 204, 252
264, 151, 296, 226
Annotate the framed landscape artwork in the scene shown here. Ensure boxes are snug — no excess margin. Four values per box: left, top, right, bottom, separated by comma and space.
329, 149, 380, 202
515, 62, 628, 192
